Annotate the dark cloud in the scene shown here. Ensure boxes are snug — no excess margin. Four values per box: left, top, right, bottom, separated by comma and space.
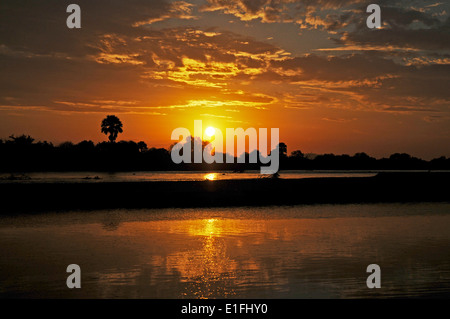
334, 16, 450, 51
0, 0, 173, 56
0, 0, 449, 117
271, 54, 404, 81
0, 6, 286, 112
266, 52, 450, 113
200, 0, 449, 57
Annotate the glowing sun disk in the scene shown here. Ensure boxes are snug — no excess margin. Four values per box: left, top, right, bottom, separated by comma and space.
205, 126, 216, 137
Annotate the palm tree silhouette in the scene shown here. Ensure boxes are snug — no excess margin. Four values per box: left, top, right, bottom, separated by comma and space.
101, 115, 123, 143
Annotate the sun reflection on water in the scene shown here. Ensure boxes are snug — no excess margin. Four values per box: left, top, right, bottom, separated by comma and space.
204, 173, 218, 181
171, 218, 238, 298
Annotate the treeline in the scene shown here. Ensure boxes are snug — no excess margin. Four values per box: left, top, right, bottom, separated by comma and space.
1, 135, 450, 172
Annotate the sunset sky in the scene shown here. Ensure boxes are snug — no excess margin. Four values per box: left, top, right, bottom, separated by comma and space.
1, 0, 449, 159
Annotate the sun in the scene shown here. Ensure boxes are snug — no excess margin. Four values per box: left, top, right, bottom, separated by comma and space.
205, 126, 216, 137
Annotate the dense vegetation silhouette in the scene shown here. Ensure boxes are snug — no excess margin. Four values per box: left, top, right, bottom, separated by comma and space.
1, 115, 449, 172
1, 134, 449, 172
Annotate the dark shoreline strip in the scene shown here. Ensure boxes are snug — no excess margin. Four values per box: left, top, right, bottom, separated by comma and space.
1, 172, 449, 213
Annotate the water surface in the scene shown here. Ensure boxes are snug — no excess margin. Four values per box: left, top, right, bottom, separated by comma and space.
1, 203, 449, 298
0, 170, 381, 183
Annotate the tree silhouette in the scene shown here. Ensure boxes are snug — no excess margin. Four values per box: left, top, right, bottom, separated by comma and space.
278, 142, 287, 157
137, 141, 148, 152
8, 134, 35, 146
291, 150, 304, 159
101, 115, 123, 143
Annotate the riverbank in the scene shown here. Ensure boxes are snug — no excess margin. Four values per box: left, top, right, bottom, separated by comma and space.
1, 172, 449, 212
